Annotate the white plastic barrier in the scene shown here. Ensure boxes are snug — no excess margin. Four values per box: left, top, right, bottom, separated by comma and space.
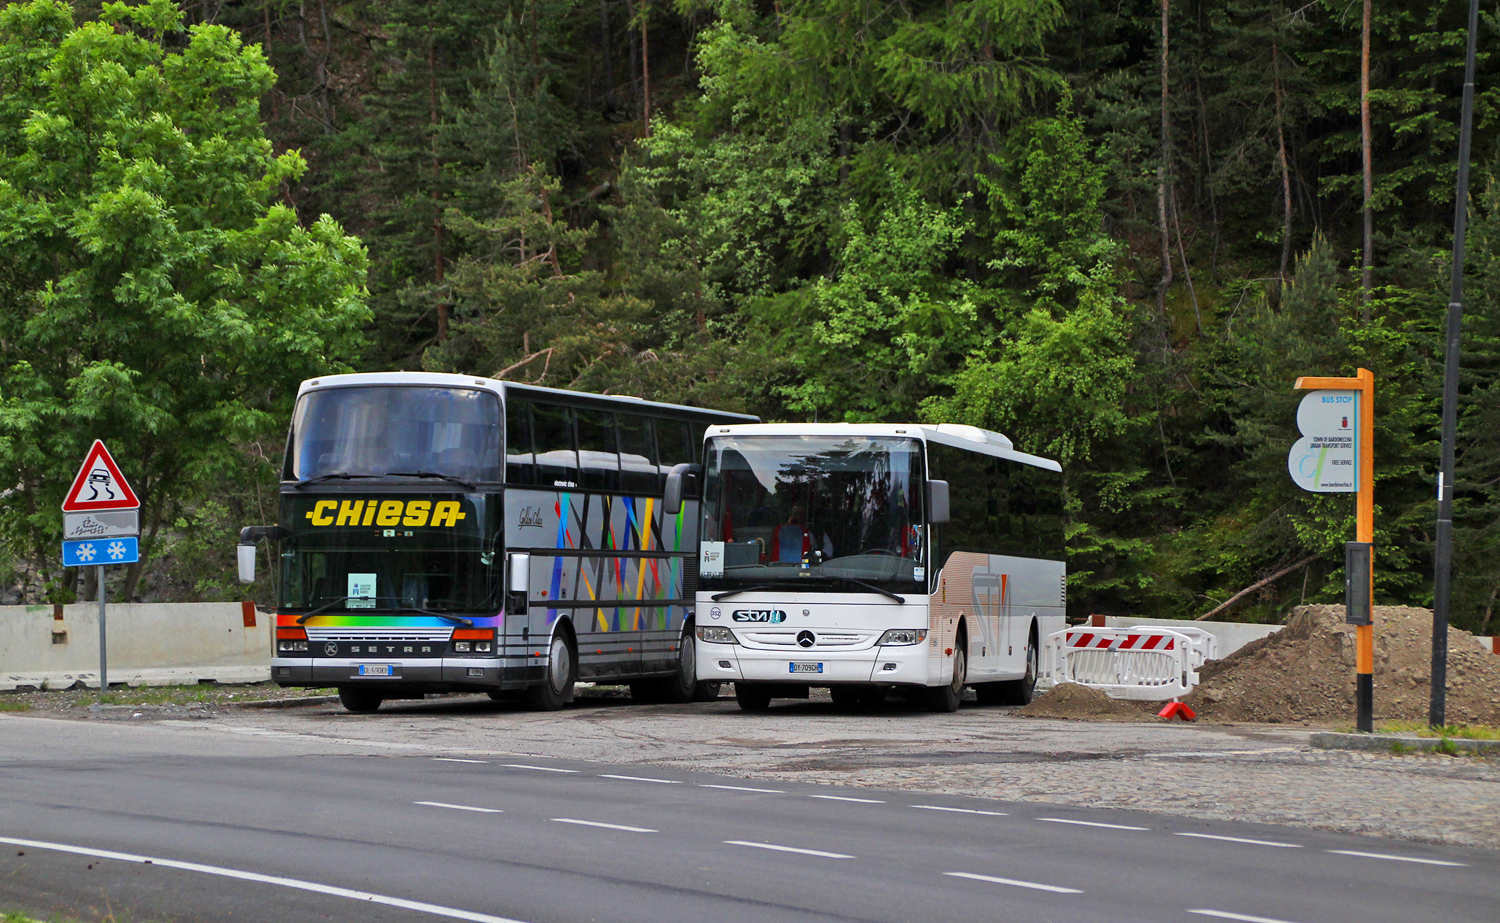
1043, 627, 1201, 701
1131, 624, 1218, 666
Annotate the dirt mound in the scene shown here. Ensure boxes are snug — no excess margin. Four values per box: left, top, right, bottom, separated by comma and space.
1018, 682, 1160, 721
1183, 605, 1500, 725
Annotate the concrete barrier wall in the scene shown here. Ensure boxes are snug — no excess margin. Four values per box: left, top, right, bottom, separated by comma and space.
1101, 616, 1282, 659
0, 602, 271, 690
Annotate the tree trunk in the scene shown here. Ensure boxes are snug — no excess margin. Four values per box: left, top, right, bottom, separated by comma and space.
429, 34, 448, 341
640, 3, 651, 137
1360, 0, 1373, 318
1274, 41, 1293, 282
600, 0, 614, 107
1156, 0, 1174, 313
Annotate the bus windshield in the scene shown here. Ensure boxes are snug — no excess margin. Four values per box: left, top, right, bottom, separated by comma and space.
278, 494, 498, 614
701, 436, 926, 588
289, 386, 501, 483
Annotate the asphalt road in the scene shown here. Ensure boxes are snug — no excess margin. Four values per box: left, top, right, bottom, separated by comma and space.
0, 714, 1494, 923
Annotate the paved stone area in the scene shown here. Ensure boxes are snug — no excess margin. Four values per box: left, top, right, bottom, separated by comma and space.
169, 689, 1500, 851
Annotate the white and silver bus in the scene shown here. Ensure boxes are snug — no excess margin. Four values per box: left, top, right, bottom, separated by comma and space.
671, 423, 1064, 712
239, 372, 756, 713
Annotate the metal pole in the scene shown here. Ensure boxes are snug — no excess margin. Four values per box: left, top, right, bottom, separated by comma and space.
1432, 0, 1481, 729
97, 563, 108, 697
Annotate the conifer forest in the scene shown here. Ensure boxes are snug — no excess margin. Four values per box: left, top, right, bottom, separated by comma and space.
2, 0, 1499, 630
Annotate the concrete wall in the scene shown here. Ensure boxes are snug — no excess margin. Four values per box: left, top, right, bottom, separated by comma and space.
1101, 616, 1283, 659
0, 602, 271, 690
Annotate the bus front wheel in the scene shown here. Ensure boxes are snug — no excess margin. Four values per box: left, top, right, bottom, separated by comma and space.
338, 686, 383, 714
526, 632, 575, 711
927, 641, 966, 713
734, 683, 772, 712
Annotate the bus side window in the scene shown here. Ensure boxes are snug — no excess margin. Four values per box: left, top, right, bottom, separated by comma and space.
657, 419, 697, 493
618, 413, 659, 493
577, 408, 620, 491
506, 398, 536, 486
532, 402, 579, 487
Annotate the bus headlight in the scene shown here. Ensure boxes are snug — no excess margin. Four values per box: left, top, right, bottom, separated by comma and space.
697, 626, 737, 644
877, 629, 927, 646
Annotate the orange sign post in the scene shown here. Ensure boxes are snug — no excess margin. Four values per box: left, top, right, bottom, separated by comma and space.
1292, 369, 1375, 731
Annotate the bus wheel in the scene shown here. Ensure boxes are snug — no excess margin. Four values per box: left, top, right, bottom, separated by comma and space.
663, 626, 699, 703
526, 632, 575, 711
734, 683, 772, 712
928, 641, 966, 713
998, 630, 1040, 706
338, 686, 383, 714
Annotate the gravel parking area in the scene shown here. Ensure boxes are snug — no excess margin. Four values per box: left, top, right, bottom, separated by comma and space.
30, 684, 1488, 850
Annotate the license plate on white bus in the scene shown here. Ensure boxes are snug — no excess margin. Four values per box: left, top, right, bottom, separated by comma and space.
358, 664, 394, 677
789, 662, 823, 674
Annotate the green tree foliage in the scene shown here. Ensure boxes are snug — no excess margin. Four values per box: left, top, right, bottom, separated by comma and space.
0, 0, 369, 601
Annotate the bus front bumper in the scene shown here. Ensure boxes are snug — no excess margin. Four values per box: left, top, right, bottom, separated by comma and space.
696, 641, 933, 686
271, 656, 540, 690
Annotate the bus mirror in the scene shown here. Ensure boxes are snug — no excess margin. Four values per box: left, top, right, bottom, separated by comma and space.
664, 463, 700, 514
237, 543, 257, 584
927, 480, 951, 524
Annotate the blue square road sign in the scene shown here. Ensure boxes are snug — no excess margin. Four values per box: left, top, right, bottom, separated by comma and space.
62, 536, 139, 567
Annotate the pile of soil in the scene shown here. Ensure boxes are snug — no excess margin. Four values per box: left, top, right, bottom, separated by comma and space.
1018, 681, 1160, 721
1183, 605, 1500, 725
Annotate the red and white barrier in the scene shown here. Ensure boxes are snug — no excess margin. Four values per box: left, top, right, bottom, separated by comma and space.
1043, 627, 1203, 701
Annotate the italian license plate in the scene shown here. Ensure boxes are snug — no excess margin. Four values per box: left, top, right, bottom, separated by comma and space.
789, 662, 823, 674
358, 664, 393, 677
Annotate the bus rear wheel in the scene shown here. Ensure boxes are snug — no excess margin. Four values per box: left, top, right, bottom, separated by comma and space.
338, 686, 383, 714
996, 630, 1040, 706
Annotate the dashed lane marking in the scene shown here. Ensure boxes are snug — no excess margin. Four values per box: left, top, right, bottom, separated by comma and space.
700, 784, 787, 794
432, 758, 488, 764
1036, 817, 1149, 831
724, 840, 854, 859
809, 795, 885, 804
415, 802, 503, 814
1175, 833, 1301, 848
551, 818, 657, 833
1327, 849, 1467, 867
943, 871, 1082, 894
911, 805, 1008, 816
0, 836, 530, 923
1188, 910, 1306, 923
502, 764, 578, 773
599, 774, 681, 784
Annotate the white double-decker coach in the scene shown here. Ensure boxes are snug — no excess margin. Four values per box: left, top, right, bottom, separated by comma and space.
667, 423, 1065, 712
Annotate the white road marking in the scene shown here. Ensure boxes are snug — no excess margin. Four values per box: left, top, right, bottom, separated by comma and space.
551, 818, 657, 833
943, 871, 1082, 894
415, 802, 503, 814
911, 805, 1008, 816
700, 784, 786, 794
599, 774, 681, 784
724, 840, 854, 859
0, 835, 530, 923
1175, 832, 1301, 848
502, 764, 578, 773
1036, 817, 1148, 831
809, 794, 884, 803
1327, 849, 1467, 867
432, 758, 488, 764
1188, 910, 1306, 923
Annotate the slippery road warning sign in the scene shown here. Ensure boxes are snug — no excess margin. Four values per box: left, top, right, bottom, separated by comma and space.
61, 440, 139, 512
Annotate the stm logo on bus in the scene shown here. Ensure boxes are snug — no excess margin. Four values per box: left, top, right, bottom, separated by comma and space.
731, 609, 787, 623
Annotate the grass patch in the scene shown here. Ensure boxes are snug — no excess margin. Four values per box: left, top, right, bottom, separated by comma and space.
0, 700, 31, 712
1377, 720, 1500, 740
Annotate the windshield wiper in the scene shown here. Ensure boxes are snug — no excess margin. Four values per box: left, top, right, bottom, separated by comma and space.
294, 595, 474, 626
293, 472, 379, 489
838, 578, 905, 604
384, 470, 476, 490
711, 584, 781, 601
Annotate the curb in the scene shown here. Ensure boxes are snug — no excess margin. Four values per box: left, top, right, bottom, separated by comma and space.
237, 695, 341, 709
1310, 731, 1500, 755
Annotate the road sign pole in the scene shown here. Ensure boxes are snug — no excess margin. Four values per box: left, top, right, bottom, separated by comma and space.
97, 564, 108, 697
1294, 369, 1375, 732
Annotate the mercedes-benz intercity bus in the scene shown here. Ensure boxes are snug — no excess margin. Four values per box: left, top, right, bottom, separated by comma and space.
238, 372, 756, 713
672, 423, 1064, 712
